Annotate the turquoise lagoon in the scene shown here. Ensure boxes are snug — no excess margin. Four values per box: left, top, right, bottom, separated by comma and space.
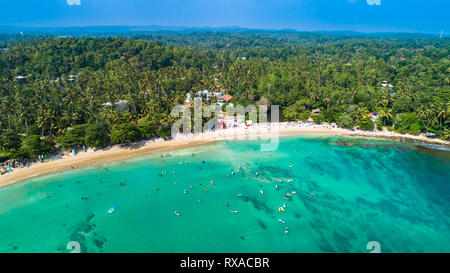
0, 135, 449, 253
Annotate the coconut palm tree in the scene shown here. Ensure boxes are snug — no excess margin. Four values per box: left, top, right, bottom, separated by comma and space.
378, 108, 393, 127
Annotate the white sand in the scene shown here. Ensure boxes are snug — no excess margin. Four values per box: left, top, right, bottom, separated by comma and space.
1, 122, 448, 189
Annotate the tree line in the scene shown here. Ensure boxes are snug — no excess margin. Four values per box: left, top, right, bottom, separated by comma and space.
0, 33, 448, 160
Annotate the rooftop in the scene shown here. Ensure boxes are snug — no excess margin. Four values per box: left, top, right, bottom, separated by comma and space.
220, 94, 233, 102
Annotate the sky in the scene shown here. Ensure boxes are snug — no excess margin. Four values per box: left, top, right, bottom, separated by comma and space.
0, 0, 448, 34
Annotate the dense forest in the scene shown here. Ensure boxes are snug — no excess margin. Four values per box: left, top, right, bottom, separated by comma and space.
0, 32, 448, 160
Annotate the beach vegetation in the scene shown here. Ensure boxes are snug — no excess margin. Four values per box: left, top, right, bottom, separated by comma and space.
0, 131, 21, 152
57, 124, 88, 150
20, 135, 55, 158
0, 32, 448, 159
357, 118, 374, 131
394, 114, 423, 135
337, 114, 355, 129
111, 123, 142, 144
138, 119, 159, 139
85, 123, 110, 148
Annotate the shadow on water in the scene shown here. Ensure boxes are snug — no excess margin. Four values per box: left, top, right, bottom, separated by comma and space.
240, 195, 274, 214
66, 213, 107, 253
413, 144, 450, 160
329, 139, 413, 151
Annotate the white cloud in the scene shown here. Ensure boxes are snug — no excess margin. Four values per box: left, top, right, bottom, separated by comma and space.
67, 0, 81, 6
366, 0, 381, 5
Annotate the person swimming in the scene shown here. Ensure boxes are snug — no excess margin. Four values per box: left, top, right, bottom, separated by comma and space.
174, 211, 181, 216
231, 210, 239, 214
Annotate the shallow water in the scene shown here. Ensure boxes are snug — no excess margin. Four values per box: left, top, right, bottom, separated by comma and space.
0, 135, 449, 253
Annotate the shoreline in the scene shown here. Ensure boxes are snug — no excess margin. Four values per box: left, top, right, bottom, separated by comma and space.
0, 124, 448, 189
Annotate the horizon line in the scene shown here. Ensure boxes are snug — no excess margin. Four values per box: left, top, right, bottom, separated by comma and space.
0, 24, 444, 36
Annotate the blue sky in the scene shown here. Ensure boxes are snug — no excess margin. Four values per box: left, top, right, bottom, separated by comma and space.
0, 0, 448, 33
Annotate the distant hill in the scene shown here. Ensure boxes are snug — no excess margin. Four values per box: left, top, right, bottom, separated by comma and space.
0, 25, 443, 39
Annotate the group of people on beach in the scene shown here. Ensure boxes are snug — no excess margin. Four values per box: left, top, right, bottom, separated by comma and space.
0, 158, 35, 175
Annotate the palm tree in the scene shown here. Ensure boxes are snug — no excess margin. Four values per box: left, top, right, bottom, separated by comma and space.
378, 108, 393, 127
417, 107, 430, 128
436, 103, 448, 129
443, 128, 450, 140
354, 105, 370, 121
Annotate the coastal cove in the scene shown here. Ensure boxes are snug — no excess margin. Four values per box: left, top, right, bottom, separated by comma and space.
0, 133, 449, 253
1, 124, 449, 190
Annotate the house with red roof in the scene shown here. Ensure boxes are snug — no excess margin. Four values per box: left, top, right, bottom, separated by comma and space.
219, 94, 232, 103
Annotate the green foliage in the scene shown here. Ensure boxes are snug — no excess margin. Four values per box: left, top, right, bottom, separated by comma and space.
57, 124, 88, 150
375, 119, 384, 131
111, 123, 142, 144
157, 124, 172, 138
394, 114, 423, 135
408, 123, 422, 135
322, 110, 338, 123
138, 120, 158, 139
338, 114, 355, 129
298, 112, 310, 122
85, 123, 110, 148
0, 32, 447, 159
20, 135, 55, 158
0, 131, 21, 152
313, 114, 325, 124
357, 118, 374, 131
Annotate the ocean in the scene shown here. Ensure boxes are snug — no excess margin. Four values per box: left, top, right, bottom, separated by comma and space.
0, 135, 449, 253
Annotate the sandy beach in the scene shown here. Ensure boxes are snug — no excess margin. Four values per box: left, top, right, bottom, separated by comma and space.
0, 123, 448, 189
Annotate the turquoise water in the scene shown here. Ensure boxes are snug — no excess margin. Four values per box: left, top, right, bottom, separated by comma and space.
0, 135, 449, 253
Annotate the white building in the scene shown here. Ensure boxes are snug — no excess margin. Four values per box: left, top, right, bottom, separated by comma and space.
68, 75, 77, 84
115, 100, 130, 112
101, 102, 113, 108
195, 90, 211, 101
14, 75, 27, 82
381, 81, 394, 89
